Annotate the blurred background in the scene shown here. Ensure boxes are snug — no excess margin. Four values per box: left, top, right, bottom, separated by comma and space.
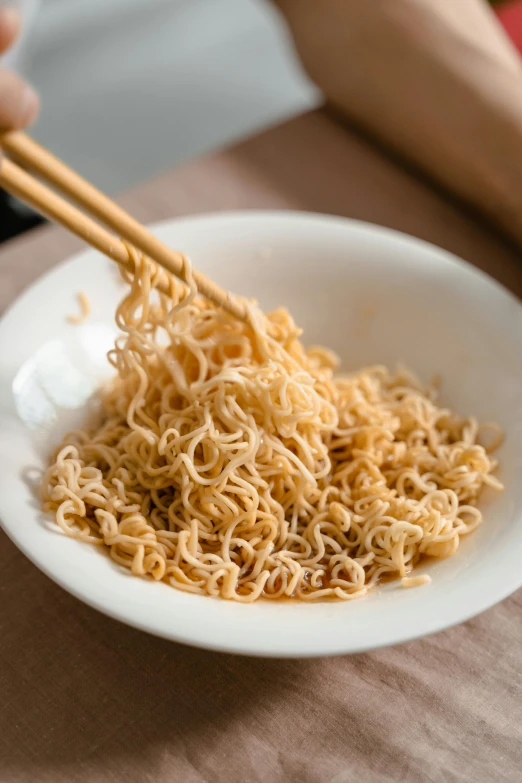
10, 0, 318, 192
1, 0, 521, 240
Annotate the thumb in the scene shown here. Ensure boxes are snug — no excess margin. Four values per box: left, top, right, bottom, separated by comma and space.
0, 69, 39, 130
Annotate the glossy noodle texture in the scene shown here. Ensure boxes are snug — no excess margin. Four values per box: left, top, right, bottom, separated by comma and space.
42, 251, 503, 601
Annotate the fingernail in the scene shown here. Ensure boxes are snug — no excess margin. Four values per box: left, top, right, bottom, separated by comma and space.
21, 85, 39, 126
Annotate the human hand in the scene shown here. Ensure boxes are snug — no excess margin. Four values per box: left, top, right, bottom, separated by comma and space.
0, 6, 38, 130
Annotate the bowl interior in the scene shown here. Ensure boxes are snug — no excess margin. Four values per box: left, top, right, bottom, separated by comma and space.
1, 211, 522, 657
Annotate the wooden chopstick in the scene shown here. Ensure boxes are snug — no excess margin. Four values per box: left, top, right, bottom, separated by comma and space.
0, 131, 247, 321
0, 158, 175, 294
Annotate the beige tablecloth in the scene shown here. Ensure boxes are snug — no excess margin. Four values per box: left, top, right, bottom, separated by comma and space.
1, 112, 521, 783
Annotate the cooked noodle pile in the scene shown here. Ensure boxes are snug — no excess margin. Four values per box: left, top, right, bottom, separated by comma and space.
42, 251, 503, 601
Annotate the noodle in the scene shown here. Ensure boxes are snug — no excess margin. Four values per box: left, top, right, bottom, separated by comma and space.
67, 291, 91, 324
401, 575, 431, 588
42, 250, 503, 602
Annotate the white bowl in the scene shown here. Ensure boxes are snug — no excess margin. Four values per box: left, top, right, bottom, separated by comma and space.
1, 211, 521, 658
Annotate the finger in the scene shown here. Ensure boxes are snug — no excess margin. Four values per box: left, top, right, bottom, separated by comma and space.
0, 7, 21, 55
0, 69, 39, 129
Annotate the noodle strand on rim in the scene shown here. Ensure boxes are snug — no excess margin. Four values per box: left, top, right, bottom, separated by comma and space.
67, 291, 91, 324
42, 248, 503, 601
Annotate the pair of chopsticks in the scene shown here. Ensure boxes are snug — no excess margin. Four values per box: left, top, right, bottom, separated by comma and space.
0, 132, 247, 321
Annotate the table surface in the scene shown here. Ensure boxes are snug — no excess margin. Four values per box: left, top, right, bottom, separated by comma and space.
1, 111, 521, 783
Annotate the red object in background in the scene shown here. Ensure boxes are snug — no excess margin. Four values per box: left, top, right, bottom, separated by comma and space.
496, 1, 522, 53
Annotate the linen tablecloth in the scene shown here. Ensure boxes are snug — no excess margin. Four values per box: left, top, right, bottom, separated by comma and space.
1, 111, 521, 783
